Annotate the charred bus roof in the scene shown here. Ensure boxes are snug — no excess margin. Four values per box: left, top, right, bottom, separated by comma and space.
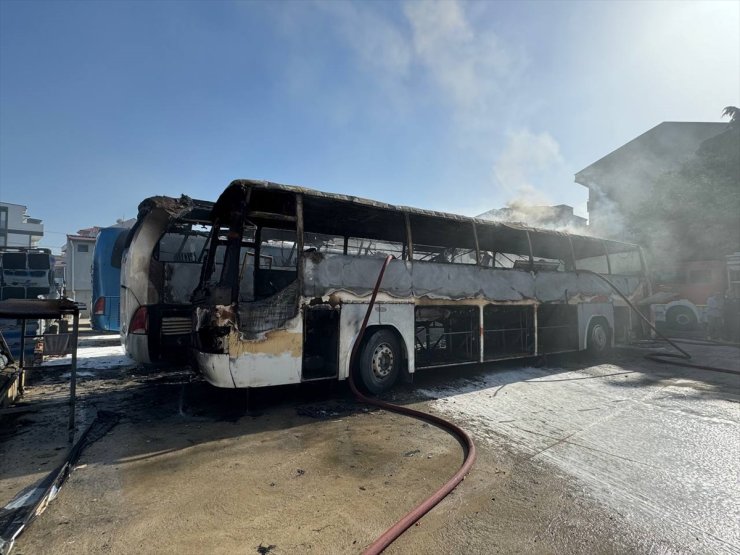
137, 195, 214, 223
210, 179, 641, 259
124, 195, 215, 250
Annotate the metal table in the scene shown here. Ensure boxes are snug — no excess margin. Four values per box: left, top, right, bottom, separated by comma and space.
0, 299, 80, 440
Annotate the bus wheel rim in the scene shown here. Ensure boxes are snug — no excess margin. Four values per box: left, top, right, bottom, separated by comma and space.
676, 313, 691, 326
592, 325, 607, 350
371, 343, 394, 379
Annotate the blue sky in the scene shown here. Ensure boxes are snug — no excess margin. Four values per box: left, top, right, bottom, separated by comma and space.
1, 0, 738, 253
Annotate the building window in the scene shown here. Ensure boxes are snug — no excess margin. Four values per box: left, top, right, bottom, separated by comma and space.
77, 244, 89, 253
0, 207, 7, 230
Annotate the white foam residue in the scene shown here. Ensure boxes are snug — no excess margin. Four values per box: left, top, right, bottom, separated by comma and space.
418, 365, 740, 553
43, 342, 136, 371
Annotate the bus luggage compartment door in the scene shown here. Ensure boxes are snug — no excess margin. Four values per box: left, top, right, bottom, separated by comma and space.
302, 305, 340, 381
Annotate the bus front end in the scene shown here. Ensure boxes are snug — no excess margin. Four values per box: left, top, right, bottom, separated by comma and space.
192, 298, 304, 389
191, 182, 304, 389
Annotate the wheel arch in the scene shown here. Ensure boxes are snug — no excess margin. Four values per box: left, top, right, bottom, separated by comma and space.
665, 301, 701, 324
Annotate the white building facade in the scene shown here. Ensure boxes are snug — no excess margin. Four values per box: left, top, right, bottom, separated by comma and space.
0, 202, 43, 248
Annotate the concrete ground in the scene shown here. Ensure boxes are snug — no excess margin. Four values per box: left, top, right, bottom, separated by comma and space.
1, 333, 738, 554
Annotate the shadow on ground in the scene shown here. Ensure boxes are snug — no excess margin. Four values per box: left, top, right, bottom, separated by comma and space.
2, 334, 738, 497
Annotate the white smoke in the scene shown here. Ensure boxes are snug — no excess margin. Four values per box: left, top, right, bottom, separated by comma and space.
403, 0, 519, 120
493, 129, 565, 200
486, 129, 590, 234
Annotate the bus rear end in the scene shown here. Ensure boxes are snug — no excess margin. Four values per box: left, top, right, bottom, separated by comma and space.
120, 196, 213, 365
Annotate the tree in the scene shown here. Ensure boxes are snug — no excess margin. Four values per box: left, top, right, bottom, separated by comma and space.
722, 106, 738, 124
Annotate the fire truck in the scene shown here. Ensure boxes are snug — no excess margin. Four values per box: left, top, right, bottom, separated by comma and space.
651, 253, 740, 335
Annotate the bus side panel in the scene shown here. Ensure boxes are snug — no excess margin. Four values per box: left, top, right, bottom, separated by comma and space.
338, 303, 378, 381
578, 303, 615, 350
586, 274, 643, 300
305, 255, 535, 302
305, 254, 644, 305
376, 303, 415, 373
120, 213, 168, 360
125, 332, 152, 364
226, 315, 303, 388
193, 351, 233, 388
535, 272, 643, 302
120, 248, 152, 364
233, 352, 301, 388
91, 228, 126, 332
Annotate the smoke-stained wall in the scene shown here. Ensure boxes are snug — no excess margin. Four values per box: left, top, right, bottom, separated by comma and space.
575, 121, 739, 269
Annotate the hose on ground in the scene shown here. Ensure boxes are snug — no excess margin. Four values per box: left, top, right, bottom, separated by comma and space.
578, 270, 740, 376
638, 337, 740, 348
347, 256, 477, 555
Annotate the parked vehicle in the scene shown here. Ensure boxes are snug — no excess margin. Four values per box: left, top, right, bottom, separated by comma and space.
0, 247, 55, 301
91, 223, 133, 332
191, 180, 651, 392
0, 247, 56, 359
651, 259, 730, 330
120, 196, 213, 364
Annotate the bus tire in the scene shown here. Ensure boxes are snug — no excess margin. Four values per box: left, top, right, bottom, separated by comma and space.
666, 306, 697, 331
586, 318, 611, 358
358, 329, 401, 395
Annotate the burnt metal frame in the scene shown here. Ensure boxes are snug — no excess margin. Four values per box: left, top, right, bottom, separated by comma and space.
0, 299, 80, 443
536, 304, 579, 353
207, 185, 644, 291
414, 307, 479, 368
483, 305, 535, 360
215, 180, 644, 277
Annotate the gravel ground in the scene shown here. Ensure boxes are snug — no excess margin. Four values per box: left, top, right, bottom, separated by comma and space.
1, 332, 738, 554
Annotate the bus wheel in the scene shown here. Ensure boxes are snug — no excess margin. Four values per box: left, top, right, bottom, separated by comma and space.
586, 319, 611, 358
358, 329, 401, 394
666, 306, 697, 331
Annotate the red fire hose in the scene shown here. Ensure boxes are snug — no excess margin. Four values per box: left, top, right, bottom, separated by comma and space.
347, 256, 477, 554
